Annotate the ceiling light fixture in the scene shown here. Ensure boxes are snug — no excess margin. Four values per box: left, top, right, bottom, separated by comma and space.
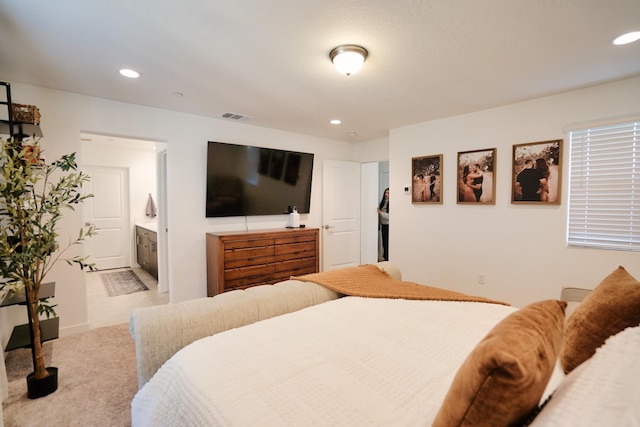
329, 45, 368, 76
330, 119, 342, 125
119, 68, 141, 78
613, 31, 640, 45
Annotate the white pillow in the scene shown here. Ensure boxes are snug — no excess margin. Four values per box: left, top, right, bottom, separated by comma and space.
531, 325, 640, 426
539, 360, 564, 405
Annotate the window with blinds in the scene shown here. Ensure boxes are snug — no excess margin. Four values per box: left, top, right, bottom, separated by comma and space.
567, 119, 639, 251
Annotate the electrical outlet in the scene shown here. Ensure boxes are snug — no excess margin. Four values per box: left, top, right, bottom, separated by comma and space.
477, 273, 485, 285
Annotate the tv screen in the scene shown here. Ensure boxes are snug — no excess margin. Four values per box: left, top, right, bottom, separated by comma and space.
206, 141, 314, 217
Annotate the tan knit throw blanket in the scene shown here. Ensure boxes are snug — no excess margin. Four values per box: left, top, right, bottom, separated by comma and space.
293, 264, 509, 306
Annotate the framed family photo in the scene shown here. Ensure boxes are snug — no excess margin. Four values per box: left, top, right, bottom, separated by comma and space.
512, 139, 562, 204
457, 148, 496, 204
411, 154, 442, 204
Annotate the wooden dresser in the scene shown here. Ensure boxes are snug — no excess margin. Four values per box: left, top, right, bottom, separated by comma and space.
206, 228, 319, 296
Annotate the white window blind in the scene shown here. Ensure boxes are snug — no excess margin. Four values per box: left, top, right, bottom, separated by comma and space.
567, 120, 639, 251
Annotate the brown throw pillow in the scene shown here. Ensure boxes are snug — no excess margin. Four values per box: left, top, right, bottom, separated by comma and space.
433, 300, 566, 427
560, 265, 640, 374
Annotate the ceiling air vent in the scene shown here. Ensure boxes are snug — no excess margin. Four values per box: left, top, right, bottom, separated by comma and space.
221, 112, 252, 121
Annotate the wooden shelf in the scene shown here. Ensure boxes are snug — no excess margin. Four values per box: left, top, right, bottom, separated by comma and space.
5, 317, 59, 351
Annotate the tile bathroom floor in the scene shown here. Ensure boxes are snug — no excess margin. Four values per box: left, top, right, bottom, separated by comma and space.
86, 267, 169, 329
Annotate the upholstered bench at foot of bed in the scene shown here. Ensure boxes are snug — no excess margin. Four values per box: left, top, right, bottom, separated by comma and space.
130, 261, 401, 388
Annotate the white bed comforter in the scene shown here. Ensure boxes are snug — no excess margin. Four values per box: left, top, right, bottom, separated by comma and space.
131, 296, 517, 427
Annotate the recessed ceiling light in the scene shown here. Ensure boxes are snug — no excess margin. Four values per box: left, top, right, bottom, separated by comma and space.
330, 119, 342, 125
347, 131, 358, 138
119, 68, 141, 78
613, 31, 640, 45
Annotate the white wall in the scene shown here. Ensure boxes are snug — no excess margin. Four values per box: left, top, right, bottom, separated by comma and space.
388, 76, 640, 307
352, 136, 389, 163
2, 82, 354, 336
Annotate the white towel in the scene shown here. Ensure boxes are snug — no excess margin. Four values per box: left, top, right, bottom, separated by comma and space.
145, 193, 157, 218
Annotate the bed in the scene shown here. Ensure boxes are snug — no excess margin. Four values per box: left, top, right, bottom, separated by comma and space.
130, 262, 640, 426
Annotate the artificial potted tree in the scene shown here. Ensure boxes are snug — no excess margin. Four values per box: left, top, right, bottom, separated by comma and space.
0, 137, 95, 398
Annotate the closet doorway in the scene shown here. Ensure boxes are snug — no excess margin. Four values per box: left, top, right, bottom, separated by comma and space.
81, 133, 168, 328
361, 160, 389, 265
377, 161, 389, 261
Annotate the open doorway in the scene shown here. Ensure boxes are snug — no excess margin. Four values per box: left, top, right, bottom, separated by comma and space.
360, 161, 389, 265
377, 161, 389, 261
81, 133, 169, 328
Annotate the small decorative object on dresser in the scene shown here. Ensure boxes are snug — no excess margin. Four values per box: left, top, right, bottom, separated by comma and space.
206, 228, 319, 296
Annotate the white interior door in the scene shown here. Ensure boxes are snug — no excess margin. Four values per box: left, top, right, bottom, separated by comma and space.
322, 160, 361, 271
84, 166, 130, 270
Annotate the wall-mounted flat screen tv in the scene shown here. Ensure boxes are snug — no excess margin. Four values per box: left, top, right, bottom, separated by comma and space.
206, 141, 314, 217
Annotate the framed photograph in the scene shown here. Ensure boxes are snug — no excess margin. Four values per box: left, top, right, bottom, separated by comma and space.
512, 139, 562, 204
411, 154, 442, 204
457, 148, 496, 204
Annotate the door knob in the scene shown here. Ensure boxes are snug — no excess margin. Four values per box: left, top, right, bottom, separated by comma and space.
323, 225, 334, 230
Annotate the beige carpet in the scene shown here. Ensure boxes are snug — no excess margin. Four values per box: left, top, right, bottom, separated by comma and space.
2, 323, 136, 427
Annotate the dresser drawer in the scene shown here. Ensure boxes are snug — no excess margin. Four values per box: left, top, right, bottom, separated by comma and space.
274, 257, 317, 273
224, 245, 274, 267
225, 237, 274, 251
274, 233, 316, 245
274, 241, 316, 260
225, 265, 276, 289
272, 262, 317, 283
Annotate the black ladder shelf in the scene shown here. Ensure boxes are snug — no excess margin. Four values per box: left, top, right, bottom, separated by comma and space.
0, 81, 42, 138
0, 81, 57, 355
1, 283, 59, 351
0, 81, 15, 137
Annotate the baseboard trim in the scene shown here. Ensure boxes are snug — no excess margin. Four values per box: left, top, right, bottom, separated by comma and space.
59, 322, 90, 338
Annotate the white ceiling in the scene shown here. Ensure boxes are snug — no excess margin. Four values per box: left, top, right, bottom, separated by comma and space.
1, 0, 639, 142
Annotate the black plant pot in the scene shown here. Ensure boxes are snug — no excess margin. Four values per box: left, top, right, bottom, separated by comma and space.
26, 367, 58, 399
